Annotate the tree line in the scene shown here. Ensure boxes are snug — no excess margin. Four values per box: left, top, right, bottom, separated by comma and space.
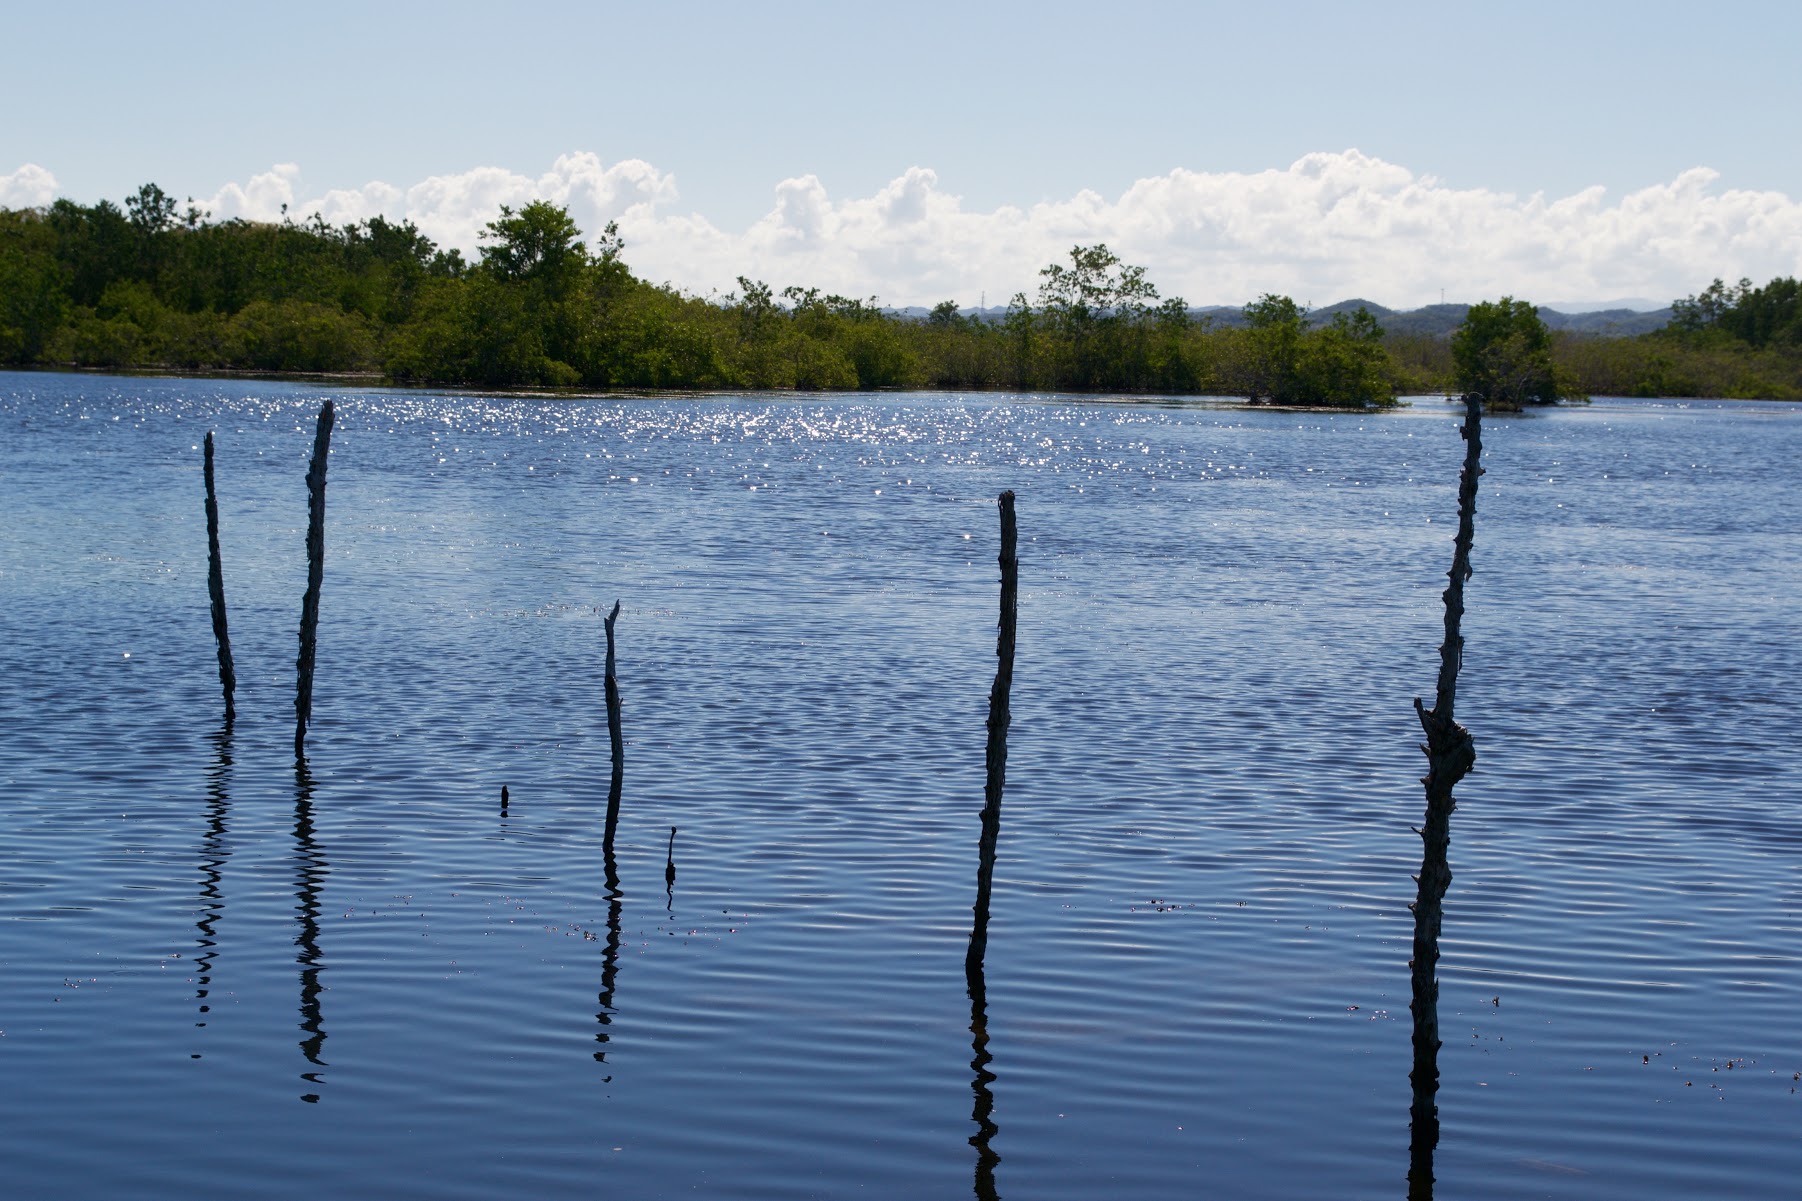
3, 185, 1800, 405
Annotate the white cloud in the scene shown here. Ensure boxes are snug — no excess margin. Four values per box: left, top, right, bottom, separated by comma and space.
189, 152, 678, 261
202, 163, 304, 222
618, 150, 1802, 309
0, 163, 58, 208
16, 151, 1802, 308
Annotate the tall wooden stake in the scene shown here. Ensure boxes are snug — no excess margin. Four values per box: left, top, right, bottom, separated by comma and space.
966, 490, 1018, 981
1407, 396, 1483, 1200
203, 432, 236, 727
603, 600, 624, 836
965, 490, 1016, 1197
295, 401, 335, 759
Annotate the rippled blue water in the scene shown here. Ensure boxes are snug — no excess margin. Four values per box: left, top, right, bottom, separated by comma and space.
2, 371, 1799, 1199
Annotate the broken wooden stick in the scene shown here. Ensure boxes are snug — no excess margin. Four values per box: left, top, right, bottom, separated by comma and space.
203, 432, 236, 727
294, 400, 335, 758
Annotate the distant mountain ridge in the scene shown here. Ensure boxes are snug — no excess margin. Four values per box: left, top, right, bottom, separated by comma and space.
1302, 298, 1673, 338
910, 300, 1674, 337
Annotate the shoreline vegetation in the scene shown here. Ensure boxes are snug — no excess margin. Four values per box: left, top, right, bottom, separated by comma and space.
4, 186, 1800, 407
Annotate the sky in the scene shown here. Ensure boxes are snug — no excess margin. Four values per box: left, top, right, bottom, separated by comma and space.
4, 0, 1801, 310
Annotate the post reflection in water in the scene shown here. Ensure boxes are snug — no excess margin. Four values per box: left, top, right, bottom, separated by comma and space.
595, 763, 624, 1076
664, 826, 677, 918
1408, 1041, 1438, 1200
193, 726, 234, 1050
293, 758, 329, 1102
966, 881, 1001, 1201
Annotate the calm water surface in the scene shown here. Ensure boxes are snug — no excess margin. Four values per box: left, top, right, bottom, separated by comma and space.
2, 371, 1799, 1199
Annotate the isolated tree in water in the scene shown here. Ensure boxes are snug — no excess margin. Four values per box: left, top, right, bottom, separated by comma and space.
1241, 293, 1307, 404
1452, 297, 1567, 408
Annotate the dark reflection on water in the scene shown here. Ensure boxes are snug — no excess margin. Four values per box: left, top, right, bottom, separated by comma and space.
293, 758, 328, 1101
192, 726, 233, 1046
967, 747, 1004, 1200
1408, 1041, 1439, 1200
663, 825, 677, 917
967, 907, 1001, 1200
595, 765, 624, 1075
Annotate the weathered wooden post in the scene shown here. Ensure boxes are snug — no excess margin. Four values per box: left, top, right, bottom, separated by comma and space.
965, 490, 1016, 1200
294, 401, 335, 759
603, 600, 624, 839
203, 433, 237, 727
596, 602, 626, 1069
966, 490, 1018, 980
603, 601, 624, 764
1407, 396, 1483, 1200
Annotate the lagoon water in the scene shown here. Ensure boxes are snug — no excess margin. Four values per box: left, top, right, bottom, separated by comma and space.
2, 370, 1799, 1199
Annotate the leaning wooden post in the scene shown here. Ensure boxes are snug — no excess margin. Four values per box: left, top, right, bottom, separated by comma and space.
294, 401, 335, 759
203, 432, 237, 727
595, 602, 627, 1072
603, 600, 625, 838
603, 601, 624, 765
1407, 395, 1483, 1200
966, 491, 1018, 981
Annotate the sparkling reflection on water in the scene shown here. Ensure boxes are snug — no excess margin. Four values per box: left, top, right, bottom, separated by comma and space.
2, 372, 1800, 1200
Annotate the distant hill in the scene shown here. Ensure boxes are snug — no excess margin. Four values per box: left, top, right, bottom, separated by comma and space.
1347, 303, 1467, 338
1541, 307, 1673, 336
1301, 300, 1673, 338
899, 300, 1672, 337
1543, 298, 1666, 314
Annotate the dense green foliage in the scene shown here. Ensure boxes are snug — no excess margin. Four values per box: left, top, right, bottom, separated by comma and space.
1552, 275, 1802, 401
3, 185, 1799, 402
1670, 277, 1802, 348
1238, 294, 1392, 407
1450, 297, 1568, 408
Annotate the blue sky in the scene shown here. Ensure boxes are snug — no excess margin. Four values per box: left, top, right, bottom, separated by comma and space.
5, 0, 1800, 309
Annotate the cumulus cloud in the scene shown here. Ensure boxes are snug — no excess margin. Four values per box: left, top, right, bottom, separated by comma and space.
203, 162, 306, 222
0, 163, 58, 208
15, 151, 1802, 308
189, 152, 678, 258
621, 150, 1802, 309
